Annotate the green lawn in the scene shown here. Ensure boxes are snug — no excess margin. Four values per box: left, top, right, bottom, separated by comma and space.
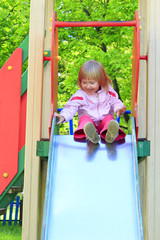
0, 224, 22, 240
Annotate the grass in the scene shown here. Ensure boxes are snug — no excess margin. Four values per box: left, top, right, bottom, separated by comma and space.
0, 224, 22, 240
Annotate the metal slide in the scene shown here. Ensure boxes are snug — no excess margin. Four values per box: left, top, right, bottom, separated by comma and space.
41, 117, 144, 240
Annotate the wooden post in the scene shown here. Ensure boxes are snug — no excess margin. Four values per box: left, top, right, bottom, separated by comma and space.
22, 0, 56, 239
139, 1, 160, 239
22, 0, 46, 239
42, 1, 53, 139
40, 0, 55, 234
146, 0, 160, 239
138, 1, 148, 238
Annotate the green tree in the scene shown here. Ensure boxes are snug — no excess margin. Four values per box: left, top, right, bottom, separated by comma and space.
0, 0, 138, 133
55, 0, 138, 113
0, 0, 30, 68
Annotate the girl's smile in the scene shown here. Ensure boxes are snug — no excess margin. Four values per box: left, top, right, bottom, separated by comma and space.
81, 79, 100, 95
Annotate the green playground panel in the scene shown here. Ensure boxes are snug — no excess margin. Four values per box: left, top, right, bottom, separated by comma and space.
37, 139, 150, 160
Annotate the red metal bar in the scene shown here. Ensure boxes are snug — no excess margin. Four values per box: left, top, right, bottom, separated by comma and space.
55, 20, 136, 28
135, 104, 139, 142
134, 10, 140, 112
49, 12, 56, 140
140, 55, 148, 61
134, 10, 140, 141
49, 12, 59, 140
131, 10, 140, 141
51, 13, 56, 106
44, 56, 51, 61
49, 104, 53, 139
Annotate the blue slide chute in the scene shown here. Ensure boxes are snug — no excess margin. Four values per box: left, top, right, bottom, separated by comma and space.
42, 117, 144, 240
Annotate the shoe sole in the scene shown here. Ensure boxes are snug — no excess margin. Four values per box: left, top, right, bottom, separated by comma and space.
105, 120, 119, 143
84, 122, 100, 144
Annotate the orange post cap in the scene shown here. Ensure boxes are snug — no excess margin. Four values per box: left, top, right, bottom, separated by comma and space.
57, 56, 61, 61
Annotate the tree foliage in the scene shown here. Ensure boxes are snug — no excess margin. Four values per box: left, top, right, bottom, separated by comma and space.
55, 0, 138, 112
0, 0, 138, 133
0, 0, 30, 68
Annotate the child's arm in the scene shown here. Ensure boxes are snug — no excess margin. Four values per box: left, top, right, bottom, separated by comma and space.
55, 90, 84, 123
116, 106, 126, 118
110, 95, 126, 118
54, 112, 65, 125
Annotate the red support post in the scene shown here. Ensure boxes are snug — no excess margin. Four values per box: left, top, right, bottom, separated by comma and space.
131, 10, 140, 141
49, 11, 59, 139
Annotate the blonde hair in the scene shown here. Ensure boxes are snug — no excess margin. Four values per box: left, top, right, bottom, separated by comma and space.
77, 60, 111, 89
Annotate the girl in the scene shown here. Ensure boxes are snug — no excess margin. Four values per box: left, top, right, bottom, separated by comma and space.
54, 60, 126, 144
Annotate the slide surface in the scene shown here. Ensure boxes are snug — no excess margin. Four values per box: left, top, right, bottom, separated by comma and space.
42, 117, 144, 240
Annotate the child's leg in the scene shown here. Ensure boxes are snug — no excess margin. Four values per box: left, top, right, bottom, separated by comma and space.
74, 115, 99, 143
74, 115, 90, 141
98, 115, 126, 143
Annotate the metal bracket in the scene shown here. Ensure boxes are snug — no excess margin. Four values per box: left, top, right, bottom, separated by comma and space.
137, 138, 150, 161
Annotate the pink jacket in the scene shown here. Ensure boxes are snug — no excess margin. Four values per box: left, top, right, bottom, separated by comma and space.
60, 85, 125, 125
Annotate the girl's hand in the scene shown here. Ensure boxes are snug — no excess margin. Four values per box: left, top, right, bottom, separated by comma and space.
54, 112, 65, 124
116, 106, 126, 118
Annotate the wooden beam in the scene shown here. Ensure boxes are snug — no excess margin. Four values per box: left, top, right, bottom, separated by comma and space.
40, 0, 55, 234
138, 1, 148, 236
147, 0, 156, 238
42, 1, 53, 139
147, 0, 160, 239
22, 0, 46, 239
154, 0, 160, 238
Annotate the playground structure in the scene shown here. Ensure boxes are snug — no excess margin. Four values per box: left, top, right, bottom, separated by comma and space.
0, 0, 160, 239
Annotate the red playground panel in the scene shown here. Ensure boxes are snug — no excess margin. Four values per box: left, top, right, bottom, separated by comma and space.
0, 48, 22, 195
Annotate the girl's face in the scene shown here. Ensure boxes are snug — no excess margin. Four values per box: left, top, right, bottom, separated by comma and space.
81, 79, 100, 95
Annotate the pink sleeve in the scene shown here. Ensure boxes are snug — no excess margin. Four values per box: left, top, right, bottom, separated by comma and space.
108, 85, 118, 98
110, 95, 125, 113
60, 92, 84, 122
